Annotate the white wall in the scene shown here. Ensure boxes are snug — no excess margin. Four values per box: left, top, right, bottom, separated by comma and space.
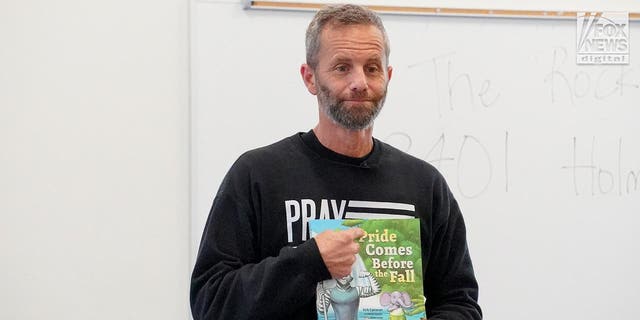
0, 0, 190, 319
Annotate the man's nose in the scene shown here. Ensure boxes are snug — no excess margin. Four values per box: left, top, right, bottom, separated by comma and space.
349, 68, 368, 92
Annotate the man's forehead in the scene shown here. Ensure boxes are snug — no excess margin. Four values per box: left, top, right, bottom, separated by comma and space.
319, 24, 385, 50
321, 23, 384, 39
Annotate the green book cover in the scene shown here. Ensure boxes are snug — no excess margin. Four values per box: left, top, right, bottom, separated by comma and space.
309, 218, 427, 320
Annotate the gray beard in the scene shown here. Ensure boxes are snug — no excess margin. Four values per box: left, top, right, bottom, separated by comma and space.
317, 84, 387, 130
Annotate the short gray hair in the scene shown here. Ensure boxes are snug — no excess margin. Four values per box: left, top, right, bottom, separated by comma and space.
305, 4, 390, 69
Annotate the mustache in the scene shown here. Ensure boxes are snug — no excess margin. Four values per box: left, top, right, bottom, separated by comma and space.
341, 90, 373, 101
349, 91, 369, 99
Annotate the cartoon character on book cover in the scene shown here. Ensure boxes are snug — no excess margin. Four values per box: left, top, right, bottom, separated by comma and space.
316, 254, 380, 320
310, 219, 427, 320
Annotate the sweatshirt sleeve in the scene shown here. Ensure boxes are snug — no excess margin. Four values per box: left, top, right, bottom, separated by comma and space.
424, 177, 483, 320
190, 159, 331, 320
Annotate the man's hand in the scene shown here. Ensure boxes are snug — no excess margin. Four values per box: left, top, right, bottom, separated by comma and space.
315, 228, 365, 278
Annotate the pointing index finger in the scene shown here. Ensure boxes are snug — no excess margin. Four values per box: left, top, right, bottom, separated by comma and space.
349, 227, 365, 239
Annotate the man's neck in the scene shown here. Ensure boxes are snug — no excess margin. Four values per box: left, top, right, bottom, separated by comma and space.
313, 121, 374, 158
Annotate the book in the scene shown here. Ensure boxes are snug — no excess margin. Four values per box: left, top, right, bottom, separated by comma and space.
309, 218, 427, 320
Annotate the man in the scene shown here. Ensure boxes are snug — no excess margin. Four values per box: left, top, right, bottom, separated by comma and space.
191, 4, 481, 320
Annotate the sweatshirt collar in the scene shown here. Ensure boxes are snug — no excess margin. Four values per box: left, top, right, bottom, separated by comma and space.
299, 130, 379, 168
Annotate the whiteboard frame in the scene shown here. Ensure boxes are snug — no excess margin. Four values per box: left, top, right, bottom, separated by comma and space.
245, 0, 640, 20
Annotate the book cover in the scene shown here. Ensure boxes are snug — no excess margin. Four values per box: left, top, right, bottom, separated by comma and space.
309, 218, 427, 320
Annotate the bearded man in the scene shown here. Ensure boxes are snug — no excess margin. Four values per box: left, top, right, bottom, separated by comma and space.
191, 4, 482, 320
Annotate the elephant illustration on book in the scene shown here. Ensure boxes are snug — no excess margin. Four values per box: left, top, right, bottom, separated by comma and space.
380, 291, 419, 320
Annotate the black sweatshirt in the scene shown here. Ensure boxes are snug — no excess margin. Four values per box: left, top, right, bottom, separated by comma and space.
191, 131, 482, 320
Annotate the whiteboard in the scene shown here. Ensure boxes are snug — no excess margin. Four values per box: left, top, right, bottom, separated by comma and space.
191, 1, 640, 319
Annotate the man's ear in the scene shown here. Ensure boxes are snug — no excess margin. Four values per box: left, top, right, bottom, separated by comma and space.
300, 63, 318, 95
387, 65, 393, 81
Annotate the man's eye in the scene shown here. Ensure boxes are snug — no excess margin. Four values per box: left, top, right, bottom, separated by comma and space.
335, 65, 348, 72
367, 66, 380, 73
